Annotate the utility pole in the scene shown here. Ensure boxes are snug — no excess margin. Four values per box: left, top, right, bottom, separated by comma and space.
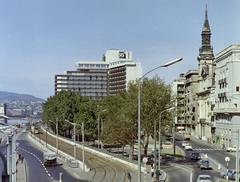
154, 120, 156, 170
12, 127, 16, 182
65, 120, 81, 161
236, 130, 239, 182
173, 117, 175, 157
82, 122, 85, 172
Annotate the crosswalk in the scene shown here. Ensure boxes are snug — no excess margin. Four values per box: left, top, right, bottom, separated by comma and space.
191, 148, 222, 151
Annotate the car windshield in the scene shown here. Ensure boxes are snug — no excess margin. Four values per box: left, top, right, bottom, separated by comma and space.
203, 160, 209, 164
200, 177, 211, 180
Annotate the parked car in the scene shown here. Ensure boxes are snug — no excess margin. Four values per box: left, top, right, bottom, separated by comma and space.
184, 143, 192, 150
226, 145, 240, 152
227, 170, 240, 180
197, 159, 212, 169
197, 174, 212, 182
182, 141, 189, 147
190, 152, 201, 160
220, 169, 235, 179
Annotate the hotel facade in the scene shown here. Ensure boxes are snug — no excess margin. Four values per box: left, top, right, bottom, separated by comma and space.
55, 49, 142, 100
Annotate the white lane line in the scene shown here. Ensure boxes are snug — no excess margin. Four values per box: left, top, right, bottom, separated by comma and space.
18, 146, 57, 182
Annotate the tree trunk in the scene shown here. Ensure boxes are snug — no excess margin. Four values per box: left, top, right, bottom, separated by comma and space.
144, 136, 149, 157
129, 142, 134, 160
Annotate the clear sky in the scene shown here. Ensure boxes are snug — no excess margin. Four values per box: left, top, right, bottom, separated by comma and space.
0, 0, 240, 100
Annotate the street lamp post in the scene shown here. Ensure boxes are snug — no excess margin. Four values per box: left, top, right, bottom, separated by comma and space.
98, 109, 107, 149
65, 120, 81, 161
236, 130, 240, 182
158, 107, 175, 171
138, 58, 182, 181
225, 156, 230, 182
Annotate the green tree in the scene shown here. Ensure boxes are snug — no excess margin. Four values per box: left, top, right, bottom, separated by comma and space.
102, 91, 137, 160
42, 90, 89, 136
128, 75, 175, 156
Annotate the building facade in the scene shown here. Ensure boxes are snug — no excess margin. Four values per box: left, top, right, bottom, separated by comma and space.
196, 7, 216, 141
184, 70, 199, 137
171, 74, 186, 129
214, 44, 240, 147
0, 104, 7, 123
55, 49, 142, 100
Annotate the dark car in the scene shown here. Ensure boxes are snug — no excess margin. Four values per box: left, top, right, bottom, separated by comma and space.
190, 152, 201, 160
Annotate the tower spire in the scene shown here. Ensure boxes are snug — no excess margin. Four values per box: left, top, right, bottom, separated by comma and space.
197, 4, 214, 61
202, 4, 210, 32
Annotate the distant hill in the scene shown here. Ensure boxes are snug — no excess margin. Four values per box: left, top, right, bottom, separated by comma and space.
0, 91, 45, 102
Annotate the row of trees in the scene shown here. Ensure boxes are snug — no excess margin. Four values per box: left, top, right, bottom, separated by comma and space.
42, 75, 176, 160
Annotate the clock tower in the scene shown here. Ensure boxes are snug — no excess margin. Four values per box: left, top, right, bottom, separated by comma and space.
196, 5, 215, 141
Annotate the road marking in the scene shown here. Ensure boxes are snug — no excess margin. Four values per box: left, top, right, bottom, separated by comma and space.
18, 146, 57, 182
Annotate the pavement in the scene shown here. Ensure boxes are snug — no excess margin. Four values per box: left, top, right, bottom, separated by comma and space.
16, 156, 27, 182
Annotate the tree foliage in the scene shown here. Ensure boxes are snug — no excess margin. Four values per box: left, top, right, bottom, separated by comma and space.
41, 75, 175, 158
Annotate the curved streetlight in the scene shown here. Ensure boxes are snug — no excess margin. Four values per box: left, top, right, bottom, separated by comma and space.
65, 120, 81, 160
158, 107, 175, 173
138, 58, 182, 181
98, 109, 107, 149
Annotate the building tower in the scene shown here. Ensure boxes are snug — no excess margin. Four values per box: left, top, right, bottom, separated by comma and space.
196, 5, 216, 140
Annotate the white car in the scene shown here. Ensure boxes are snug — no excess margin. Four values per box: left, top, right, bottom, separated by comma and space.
197, 175, 212, 182
182, 141, 189, 147
226, 145, 240, 152
184, 143, 192, 150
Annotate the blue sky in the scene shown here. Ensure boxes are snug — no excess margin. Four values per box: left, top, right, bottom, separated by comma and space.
0, 0, 240, 100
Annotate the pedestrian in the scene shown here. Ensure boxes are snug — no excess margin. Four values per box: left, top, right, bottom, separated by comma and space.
126, 170, 131, 182
155, 167, 160, 181
151, 166, 154, 181
21, 156, 24, 163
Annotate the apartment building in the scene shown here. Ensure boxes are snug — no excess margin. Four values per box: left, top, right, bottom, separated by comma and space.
214, 44, 240, 147
171, 74, 186, 130
184, 70, 199, 137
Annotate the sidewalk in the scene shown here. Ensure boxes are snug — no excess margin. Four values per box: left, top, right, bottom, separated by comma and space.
16, 157, 26, 182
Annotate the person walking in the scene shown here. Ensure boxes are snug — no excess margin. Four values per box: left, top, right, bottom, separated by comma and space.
126, 170, 131, 182
21, 155, 24, 163
151, 166, 154, 181
155, 167, 160, 181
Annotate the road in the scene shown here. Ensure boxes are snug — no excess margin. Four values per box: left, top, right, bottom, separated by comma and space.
0, 128, 85, 182
18, 128, 88, 182
174, 133, 236, 182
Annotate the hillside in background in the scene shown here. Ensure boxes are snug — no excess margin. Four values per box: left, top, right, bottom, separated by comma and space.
0, 91, 45, 102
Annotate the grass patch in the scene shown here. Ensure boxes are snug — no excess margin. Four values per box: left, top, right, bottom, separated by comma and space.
218, 180, 234, 182
161, 149, 183, 158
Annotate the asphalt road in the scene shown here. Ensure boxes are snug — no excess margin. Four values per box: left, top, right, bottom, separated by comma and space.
17, 128, 84, 182
174, 133, 234, 182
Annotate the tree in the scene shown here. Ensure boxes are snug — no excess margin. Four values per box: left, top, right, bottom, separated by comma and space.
128, 75, 175, 156
102, 91, 137, 160
42, 90, 89, 137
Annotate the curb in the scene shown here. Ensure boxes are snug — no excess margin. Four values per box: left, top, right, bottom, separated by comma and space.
27, 132, 90, 173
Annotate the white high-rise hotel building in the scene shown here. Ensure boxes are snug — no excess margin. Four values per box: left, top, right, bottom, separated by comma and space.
55, 49, 142, 100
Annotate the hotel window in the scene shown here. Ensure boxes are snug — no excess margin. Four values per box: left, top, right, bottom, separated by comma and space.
236, 86, 239, 92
